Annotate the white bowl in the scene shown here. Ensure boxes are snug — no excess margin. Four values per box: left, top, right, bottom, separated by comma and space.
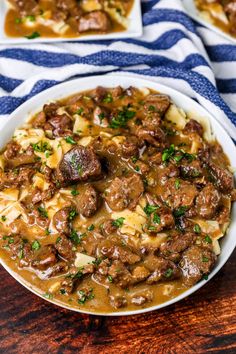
0, 0, 142, 44
1, 74, 236, 316
183, 0, 236, 44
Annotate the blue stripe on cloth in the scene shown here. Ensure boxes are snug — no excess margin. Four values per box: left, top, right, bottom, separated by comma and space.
205, 45, 236, 62
0, 49, 209, 69
0, 79, 58, 114
217, 79, 236, 93
0, 75, 23, 92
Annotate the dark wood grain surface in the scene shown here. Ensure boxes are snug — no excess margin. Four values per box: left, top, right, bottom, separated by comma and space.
0, 250, 235, 354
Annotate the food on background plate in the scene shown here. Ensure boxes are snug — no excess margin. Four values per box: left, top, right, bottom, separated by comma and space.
0, 85, 235, 313
5, 0, 134, 39
195, 0, 236, 36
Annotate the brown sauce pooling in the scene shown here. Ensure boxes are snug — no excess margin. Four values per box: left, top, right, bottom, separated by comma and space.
0, 85, 235, 313
5, 0, 134, 39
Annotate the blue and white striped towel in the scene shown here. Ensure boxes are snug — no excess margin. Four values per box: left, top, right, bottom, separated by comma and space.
0, 0, 236, 139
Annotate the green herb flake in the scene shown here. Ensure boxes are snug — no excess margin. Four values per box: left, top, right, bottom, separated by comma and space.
71, 188, 79, 196
173, 206, 187, 218
87, 224, 95, 231
60, 288, 66, 295
43, 292, 53, 300
18, 249, 24, 259
92, 257, 102, 266
68, 209, 78, 221
32, 240, 41, 251
112, 217, 125, 228
25, 15, 36, 22
175, 179, 180, 190
1, 215, 6, 222
32, 141, 52, 153
65, 136, 77, 145
76, 108, 84, 115
148, 105, 155, 112
131, 156, 138, 163
164, 268, 173, 278
56, 237, 62, 244
153, 213, 161, 224
202, 256, 209, 263
103, 93, 113, 103
193, 224, 201, 234
202, 274, 208, 280
78, 289, 94, 305
205, 235, 212, 244
144, 204, 159, 216
15, 18, 22, 24
107, 275, 113, 283
110, 107, 136, 129
45, 228, 51, 235
134, 166, 140, 172
25, 31, 40, 40
162, 144, 175, 162
37, 206, 48, 218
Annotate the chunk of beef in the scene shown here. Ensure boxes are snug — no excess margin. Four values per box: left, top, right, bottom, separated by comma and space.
75, 184, 99, 218
183, 119, 204, 136
100, 242, 141, 265
101, 220, 117, 236
6, 167, 35, 187
180, 245, 216, 286
161, 178, 198, 209
107, 260, 133, 288
4, 145, 36, 168
78, 11, 111, 33
157, 163, 179, 185
61, 264, 95, 294
208, 162, 234, 192
7, 235, 33, 267
43, 103, 60, 118
48, 114, 73, 137
131, 290, 153, 306
109, 295, 127, 309
45, 261, 69, 278
144, 205, 175, 234
144, 255, 181, 284
31, 245, 57, 271
121, 137, 139, 158
225, 1, 236, 34
57, 0, 82, 18
4, 141, 20, 159
179, 160, 203, 179
195, 184, 221, 219
92, 86, 107, 103
32, 111, 46, 128
135, 126, 166, 147
59, 146, 102, 185
131, 266, 150, 284
159, 232, 197, 261
53, 207, 76, 234
55, 235, 75, 261
9, 0, 39, 15
105, 174, 144, 211
216, 205, 230, 225
144, 94, 171, 116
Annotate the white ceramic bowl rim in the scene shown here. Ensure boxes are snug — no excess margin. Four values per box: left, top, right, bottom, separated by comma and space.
1, 74, 236, 316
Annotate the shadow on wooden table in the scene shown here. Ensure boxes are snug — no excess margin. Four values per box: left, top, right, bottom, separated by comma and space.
0, 249, 235, 354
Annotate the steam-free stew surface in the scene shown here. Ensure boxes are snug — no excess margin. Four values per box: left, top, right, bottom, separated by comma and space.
5, 0, 134, 39
0, 85, 235, 313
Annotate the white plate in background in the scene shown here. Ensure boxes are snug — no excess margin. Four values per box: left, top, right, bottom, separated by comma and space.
0, 0, 142, 44
1, 74, 236, 316
182, 0, 236, 44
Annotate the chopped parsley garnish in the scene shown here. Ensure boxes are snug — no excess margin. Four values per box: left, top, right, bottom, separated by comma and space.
202, 256, 209, 263
65, 136, 76, 145
112, 217, 125, 228
131, 156, 138, 163
77, 164, 83, 176
205, 235, 212, 244
71, 188, 79, 196
164, 268, 173, 278
173, 206, 187, 218
134, 166, 140, 172
107, 275, 113, 283
144, 204, 159, 216
25, 31, 40, 39
148, 105, 156, 112
15, 18, 22, 24
43, 293, 53, 300
78, 289, 94, 304
193, 224, 201, 234
87, 224, 95, 231
25, 15, 36, 22
18, 248, 24, 259
56, 237, 62, 244
70, 230, 86, 245
202, 274, 208, 280
103, 93, 113, 103
148, 225, 157, 231
92, 257, 102, 266
153, 213, 161, 224
175, 179, 180, 190
32, 141, 52, 153
68, 209, 78, 221
110, 107, 136, 129
1, 215, 6, 222
98, 113, 105, 122
76, 107, 84, 115
32, 240, 41, 251
60, 289, 66, 295
37, 206, 48, 218
162, 144, 175, 162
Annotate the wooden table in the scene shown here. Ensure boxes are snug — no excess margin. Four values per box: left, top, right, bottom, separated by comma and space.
0, 250, 235, 354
